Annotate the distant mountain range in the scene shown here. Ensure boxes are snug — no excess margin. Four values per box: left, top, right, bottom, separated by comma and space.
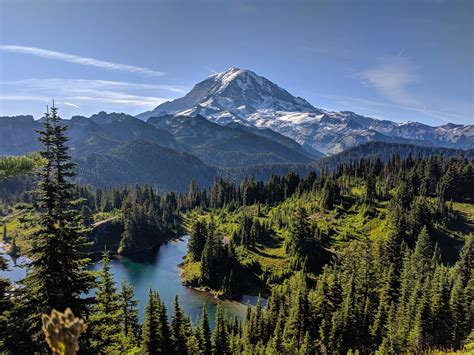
0, 111, 319, 190
138, 67, 473, 155
0, 111, 318, 166
1, 67, 472, 191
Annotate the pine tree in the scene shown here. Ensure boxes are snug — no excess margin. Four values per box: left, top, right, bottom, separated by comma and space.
283, 287, 309, 350
320, 179, 335, 210
408, 283, 431, 352
141, 289, 160, 353
267, 309, 285, 354
330, 274, 358, 353
198, 306, 212, 355
412, 226, 434, 281
364, 171, 376, 206
429, 265, 452, 348
89, 250, 122, 353
171, 295, 188, 354
188, 219, 208, 261
450, 274, 468, 349
457, 236, 473, 288
212, 305, 230, 354
157, 292, 172, 353
18, 104, 95, 351
119, 280, 139, 348
287, 207, 311, 259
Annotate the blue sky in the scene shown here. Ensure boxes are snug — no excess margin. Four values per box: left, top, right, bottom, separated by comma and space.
0, 0, 472, 125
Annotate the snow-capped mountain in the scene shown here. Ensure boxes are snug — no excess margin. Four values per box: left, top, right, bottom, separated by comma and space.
138, 67, 473, 155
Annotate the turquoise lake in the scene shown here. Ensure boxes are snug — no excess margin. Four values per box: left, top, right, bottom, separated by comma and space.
0, 236, 262, 328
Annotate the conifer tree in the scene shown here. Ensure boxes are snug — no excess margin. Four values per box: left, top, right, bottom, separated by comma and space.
89, 250, 122, 353
412, 226, 434, 280
18, 104, 95, 351
198, 306, 212, 355
119, 280, 139, 347
141, 289, 160, 353
171, 295, 188, 354
450, 275, 468, 349
364, 171, 376, 206
157, 292, 172, 353
212, 305, 230, 354
283, 287, 309, 350
188, 219, 208, 261
287, 207, 311, 258
267, 310, 285, 354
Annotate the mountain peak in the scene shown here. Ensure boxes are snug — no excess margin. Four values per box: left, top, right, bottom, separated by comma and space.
137, 67, 317, 122
220, 66, 242, 73
212, 67, 249, 88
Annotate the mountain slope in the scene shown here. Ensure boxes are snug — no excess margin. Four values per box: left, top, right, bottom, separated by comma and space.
0, 112, 183, 157
147, 114, 319, 167
138, 67, 473, 154
76, 139, 217, 192
1, 111, 320, 167
0, 115, 41, 155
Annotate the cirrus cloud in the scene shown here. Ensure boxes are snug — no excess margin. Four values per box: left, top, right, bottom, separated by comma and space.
0, 45, 165, 77
356, 57, 420, 107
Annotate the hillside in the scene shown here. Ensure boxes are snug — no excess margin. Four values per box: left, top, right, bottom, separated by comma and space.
148, 115, 317, 167
75, 139, 217, 192
181, 157, 473, 295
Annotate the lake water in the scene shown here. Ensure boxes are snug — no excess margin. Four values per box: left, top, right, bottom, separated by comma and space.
0, 237, 263, 328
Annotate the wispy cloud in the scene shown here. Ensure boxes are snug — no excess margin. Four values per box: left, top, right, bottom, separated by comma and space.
63, 102, 81, 109
0, 45, 165, 77
0, 78, 178, 111
65, 91, 167, 106
2, 78, 187, 94
349, 56, 473, 124
355, 57, 420, 107
0, 94, 48, 101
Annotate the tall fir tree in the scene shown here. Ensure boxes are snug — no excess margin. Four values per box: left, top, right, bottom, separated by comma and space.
157, 291, 173, 353
89, 249, 122, 353
171, 295, 188, 354
141, 289, 160, 353
119, 280, 140, 349
197, 306, 212, 355
17, 104, 95, 351
188, 219, 208, 261
212, 305, 230, 355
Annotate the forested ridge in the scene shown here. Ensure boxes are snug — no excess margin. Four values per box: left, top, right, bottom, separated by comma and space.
0, 108, 473, 354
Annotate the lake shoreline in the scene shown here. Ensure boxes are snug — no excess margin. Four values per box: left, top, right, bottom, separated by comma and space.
86, 235, 187, 261
177, 258, 266, 304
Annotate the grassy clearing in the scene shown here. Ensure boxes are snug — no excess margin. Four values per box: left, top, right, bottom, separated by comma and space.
180, 257, 201, 286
